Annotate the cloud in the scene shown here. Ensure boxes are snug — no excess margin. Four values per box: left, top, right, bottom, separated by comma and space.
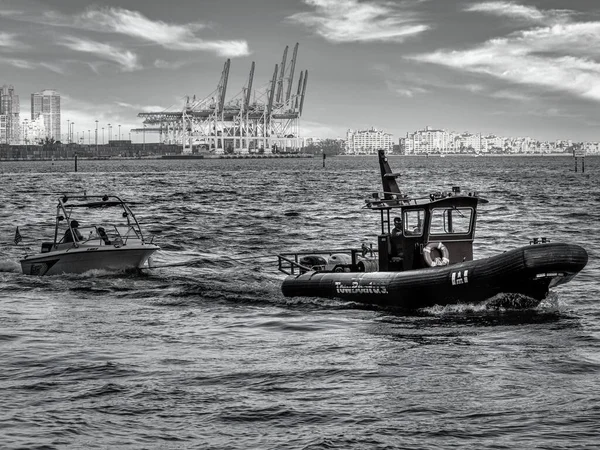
154, 59, 189, 70
76, 7, 250, 57
465, 2, 572, 23
59, 36, 140, 71
38, 62, 66, 74
1, 57, 64, 73
0, 9, 23, 18
408, 19, 600, 102
489, 89, 531, 102
115, 101, 172, 113
1, 6, 250, 57
383, 78, 429, 97
0, 31, 29, 49
465, 2, 545, 21
3, 58, 35, 69
393, 87, 429, 97
287, 0, 429, 43
373, 64, 487, 98
78, 8, 206, 42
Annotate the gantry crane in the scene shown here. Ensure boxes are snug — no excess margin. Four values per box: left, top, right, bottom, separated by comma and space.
134, 44, 308, 154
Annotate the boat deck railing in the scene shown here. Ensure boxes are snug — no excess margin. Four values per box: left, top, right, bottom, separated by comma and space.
277, 247, 376, 276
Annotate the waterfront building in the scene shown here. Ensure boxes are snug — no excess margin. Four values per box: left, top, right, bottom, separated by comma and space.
584, 142, 599, 154
0, 84, 20, 144
31, 89, 61, 141
345, 127, 393, 155
460, 132, 482, 153
404, 126, 459, 155
404, 126, 597, 155
21, 116, 47, 145
482, 135, 503, 153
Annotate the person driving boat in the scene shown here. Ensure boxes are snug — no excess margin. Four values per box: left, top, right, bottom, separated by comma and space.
63, 220, 83, 243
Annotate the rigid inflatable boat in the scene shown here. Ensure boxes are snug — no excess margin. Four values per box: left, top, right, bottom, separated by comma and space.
277, 151, 587, 309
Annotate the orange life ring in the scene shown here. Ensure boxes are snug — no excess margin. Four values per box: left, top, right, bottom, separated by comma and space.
423, 242, 450, 267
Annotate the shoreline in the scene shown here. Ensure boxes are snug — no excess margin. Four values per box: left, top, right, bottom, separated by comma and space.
0, 153, 588, 162
0, 154, 314, 162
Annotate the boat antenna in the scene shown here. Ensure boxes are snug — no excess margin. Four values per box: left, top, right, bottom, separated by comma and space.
378, 150, 401, 199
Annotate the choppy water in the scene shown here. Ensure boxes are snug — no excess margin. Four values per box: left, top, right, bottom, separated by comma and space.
1, 155, 599, 449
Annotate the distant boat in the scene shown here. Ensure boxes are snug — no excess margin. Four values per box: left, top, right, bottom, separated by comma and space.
20, 195, 159, 276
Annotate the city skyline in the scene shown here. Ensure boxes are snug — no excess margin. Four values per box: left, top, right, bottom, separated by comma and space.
1, 0, 600, 143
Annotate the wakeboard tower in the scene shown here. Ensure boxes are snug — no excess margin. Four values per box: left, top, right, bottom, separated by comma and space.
20, 194, 159, 276
277, 150, 587, 309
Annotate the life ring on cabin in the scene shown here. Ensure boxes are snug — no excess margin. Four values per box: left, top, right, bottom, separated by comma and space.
423, 242, 450, 267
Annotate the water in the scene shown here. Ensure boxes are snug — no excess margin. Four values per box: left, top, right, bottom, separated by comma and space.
1, 155, 599, 449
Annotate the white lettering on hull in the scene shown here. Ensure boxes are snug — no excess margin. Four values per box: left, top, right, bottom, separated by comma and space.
334, 281, 389, 295
451, 269, 469, 285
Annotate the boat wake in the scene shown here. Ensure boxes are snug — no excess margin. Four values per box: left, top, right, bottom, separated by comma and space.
421, 291, 562, 316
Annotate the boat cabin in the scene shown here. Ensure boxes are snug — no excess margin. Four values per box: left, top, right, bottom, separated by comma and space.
369, 191, 480, 271
367, 150, 486, 272
276, 150, 486, 276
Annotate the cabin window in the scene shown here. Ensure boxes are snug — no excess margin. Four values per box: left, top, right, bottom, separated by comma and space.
403, 209, 425, 236
430, 207, 473, 235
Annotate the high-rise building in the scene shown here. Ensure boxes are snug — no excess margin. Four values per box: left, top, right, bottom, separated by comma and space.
31, 89, 60, 141
0, 84, 20, 144
0, 115, 8, 144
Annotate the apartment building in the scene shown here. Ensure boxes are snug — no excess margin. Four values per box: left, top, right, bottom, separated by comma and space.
31, 89, 61, 141
345, 127, 393, 155
0, 85, 20, 144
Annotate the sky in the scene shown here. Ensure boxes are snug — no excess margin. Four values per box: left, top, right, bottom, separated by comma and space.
1, 0, 600, 143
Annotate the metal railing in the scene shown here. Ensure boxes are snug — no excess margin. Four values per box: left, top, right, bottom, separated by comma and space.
277, 247, 376, 276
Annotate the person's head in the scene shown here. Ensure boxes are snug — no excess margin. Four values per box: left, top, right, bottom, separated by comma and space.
393, 217, 402, 228
98, 227, 105, 234
70, 220, 79, 228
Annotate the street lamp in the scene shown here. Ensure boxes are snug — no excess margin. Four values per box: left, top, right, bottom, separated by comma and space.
88, 130, 91, 145
118, 124, 121, 141
95, 120, 98, 154
66, 120, 70, 143
108, 123, 111, 142
102, 127, 105, 145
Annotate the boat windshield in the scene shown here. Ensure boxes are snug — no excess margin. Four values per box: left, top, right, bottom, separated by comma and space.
430, 207, 473, 235
54, 195, 146, 245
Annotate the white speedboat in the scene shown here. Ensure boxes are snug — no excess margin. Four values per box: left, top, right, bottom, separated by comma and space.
21, 194, 160, 276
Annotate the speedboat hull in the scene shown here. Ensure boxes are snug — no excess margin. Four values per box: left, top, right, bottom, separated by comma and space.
20, 243, 159, 276
281, 243, 588, 309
